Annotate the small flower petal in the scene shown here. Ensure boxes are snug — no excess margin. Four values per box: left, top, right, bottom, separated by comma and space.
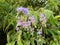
16, 27, 19, 31
17, 20, 22, 26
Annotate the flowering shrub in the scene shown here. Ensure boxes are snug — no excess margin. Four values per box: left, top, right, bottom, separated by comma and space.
0, 0, 60, 45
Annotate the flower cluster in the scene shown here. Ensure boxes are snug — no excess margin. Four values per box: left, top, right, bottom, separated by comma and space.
16, 19, 31, 31
16, 7, 28, 15
40, 13, 46, 27
16, 15, 36, 31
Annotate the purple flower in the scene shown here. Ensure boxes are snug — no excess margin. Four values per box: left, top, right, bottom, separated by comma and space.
16, 7, 23, 12
43, 17, 46, 23
16, 7, 28, 15
40, 13, 46, 26
23, 8, 28, 15
26, 21, 31, 26
17, 20, 22, 26
40, 13, 45, 18
37, 27, 42, 35
16, 27, 19, 31
38, 31, 42, 35
22, 22, 27, 28
40, 13, 46, 21
28, 15, 36, 23
21, 21, 31, 28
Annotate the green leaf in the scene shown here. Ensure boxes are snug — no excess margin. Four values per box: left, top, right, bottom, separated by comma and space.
44, 9, 53, 19
6, 41, 15, 45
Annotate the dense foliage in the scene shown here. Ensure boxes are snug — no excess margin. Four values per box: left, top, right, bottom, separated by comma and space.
0, 0, 60, 45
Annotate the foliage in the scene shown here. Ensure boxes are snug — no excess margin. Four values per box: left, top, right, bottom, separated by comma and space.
0, 0, 60, 45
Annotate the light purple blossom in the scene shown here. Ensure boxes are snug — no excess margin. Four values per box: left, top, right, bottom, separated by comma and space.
28, 15, 36, 23
40, 13, 46, 26
16, 27, 19, 31
40, 13, 45, 18
40, 13, 46, 22
37, 27, 42, 35
38, 31, 42, 35
23, 8, 28, 15
37, 27, 44, 38
17, 20, 22, 26
16, 7, 28, 15
16, 7, 23, 12
43, 17, 46, 23
22, 22, 27, 28
22, 21, 31, 28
